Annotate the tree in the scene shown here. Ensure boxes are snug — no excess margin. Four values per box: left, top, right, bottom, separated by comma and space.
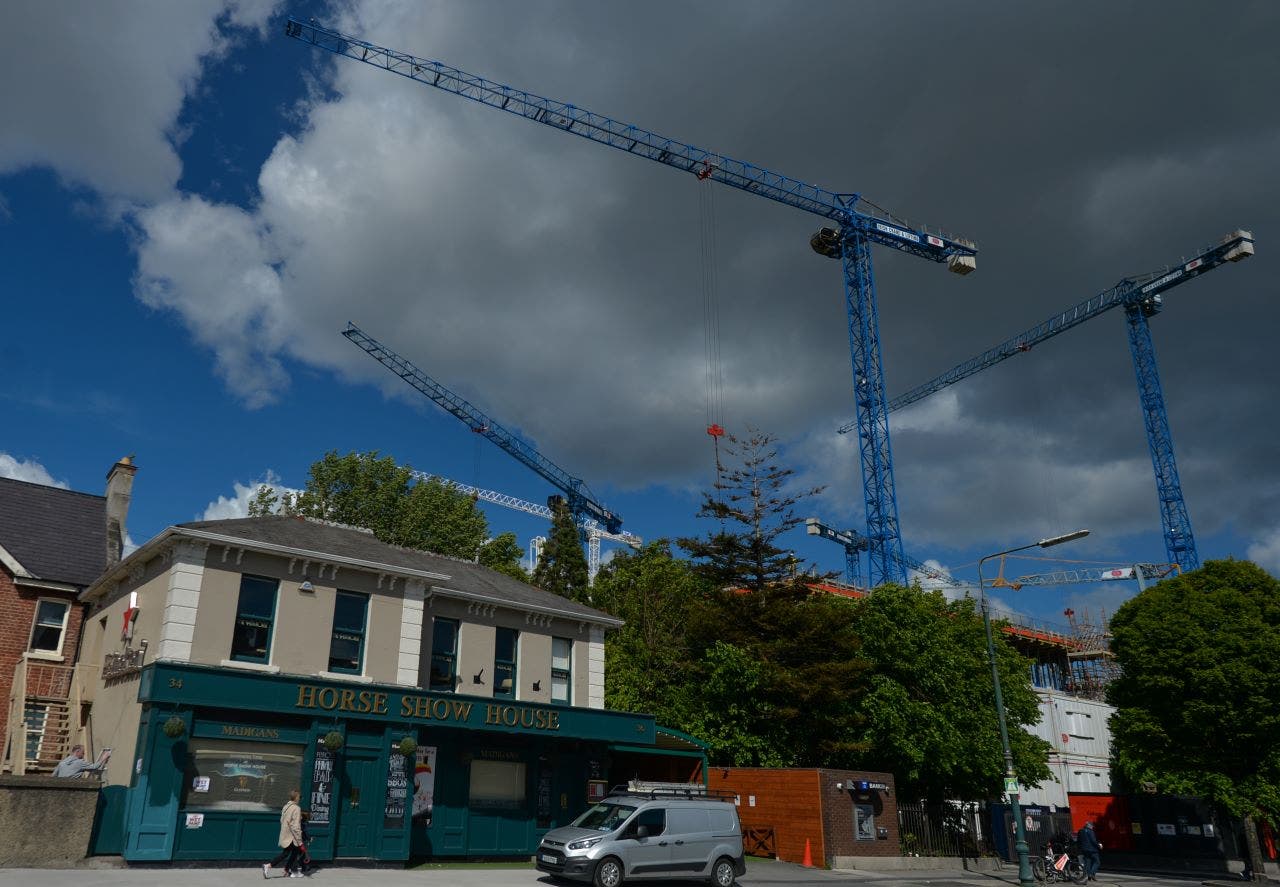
532, 497, 590, 603
246, 484, 279, 517
260, 451, 489, 561
850, 585, 1051, 802
678, 429, 824, 594
591, 541, 709, 727
478, 532, 528, 582
685, 585, 870, 768
1108, 559, 1280, 877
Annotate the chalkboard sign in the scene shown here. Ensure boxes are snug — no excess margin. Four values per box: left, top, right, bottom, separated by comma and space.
309, 743, 334, 826
384, 751, 408, 828
537, 766, 553, 829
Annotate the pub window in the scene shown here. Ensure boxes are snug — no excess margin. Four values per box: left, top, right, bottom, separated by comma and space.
429, 618, 459, 692
469, 759, 526, 810
551, 637, 571, 705
180, 738, 304, 812
328, 591, 369, 674
29, 599, 71, 654
230, 575, 278, 663
493, 628, 517, 699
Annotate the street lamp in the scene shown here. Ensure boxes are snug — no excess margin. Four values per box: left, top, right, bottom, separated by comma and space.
978, 529, 1089, 887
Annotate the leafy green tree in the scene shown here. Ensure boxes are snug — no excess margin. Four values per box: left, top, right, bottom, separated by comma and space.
679, 429, 824, 595
533, 497, 590, 603
261, 451, 489, 562
1108, 559, 1280, 876
246, 484, 279, 517
850, 585, 1051, 802
680, 641, 787, 768
592, 541, 709, 727
478, 532, 528, 582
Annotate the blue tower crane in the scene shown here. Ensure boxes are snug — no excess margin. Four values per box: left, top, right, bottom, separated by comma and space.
343, 323, 623, 535
805, 518, 965, 590
285, 19, 978, 588
837, 230, 1254, 572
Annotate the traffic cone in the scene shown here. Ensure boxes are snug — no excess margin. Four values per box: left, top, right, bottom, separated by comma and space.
802, 838, 813, 868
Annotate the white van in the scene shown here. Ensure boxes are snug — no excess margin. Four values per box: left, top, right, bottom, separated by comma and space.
535, 787, 745, 887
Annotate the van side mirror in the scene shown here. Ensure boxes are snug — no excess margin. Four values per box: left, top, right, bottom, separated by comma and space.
635, 825, 649, 839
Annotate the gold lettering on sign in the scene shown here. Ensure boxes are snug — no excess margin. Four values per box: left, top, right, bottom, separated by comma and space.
297, 685, 318, 709
316, 687, 338, 710
372, 692, 388, 715
485, 704, 503, 726
220, 725, 280, 740
431, 699, 451, 720
338, 689, 357, 711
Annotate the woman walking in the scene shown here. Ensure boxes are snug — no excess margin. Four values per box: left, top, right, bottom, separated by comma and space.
263, 789, 305, 878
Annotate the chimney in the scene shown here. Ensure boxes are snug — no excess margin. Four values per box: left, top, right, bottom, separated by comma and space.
105, 455, 137, 567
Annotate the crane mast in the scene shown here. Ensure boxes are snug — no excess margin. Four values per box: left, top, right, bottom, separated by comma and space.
842, 230, 1253, 572
344, 323, 622, 534
286, 18, 978, 588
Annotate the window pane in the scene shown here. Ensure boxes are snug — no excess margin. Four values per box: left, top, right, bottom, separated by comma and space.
551, 672, 569, 703
232, 575, 277, 662
495, 628, 517, 662
333, 592, 367, 632
31, 625, 63, 652
432, 618, 457, 653
35, 600, 68, 628
494, 663, 515, 697
237, 576, 277, 618
469, 760, 526, 809
429, 654, 455, 691
328, 633, 361, 672
180, 738, 304, 812
551, 637, 571, 671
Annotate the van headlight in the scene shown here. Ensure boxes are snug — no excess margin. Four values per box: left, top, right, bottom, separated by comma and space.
567, 837, 604, 851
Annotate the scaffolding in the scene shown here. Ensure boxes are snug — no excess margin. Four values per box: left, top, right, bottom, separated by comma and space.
1062, 607, 1121, 700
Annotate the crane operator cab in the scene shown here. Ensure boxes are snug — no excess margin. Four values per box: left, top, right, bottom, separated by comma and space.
536, 786, 745, 887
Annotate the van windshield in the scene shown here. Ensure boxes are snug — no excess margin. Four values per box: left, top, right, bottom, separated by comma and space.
571, 801, 637, 832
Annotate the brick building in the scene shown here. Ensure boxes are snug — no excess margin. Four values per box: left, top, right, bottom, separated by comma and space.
0, 457, 135, 773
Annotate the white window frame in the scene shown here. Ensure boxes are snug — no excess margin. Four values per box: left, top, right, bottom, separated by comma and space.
28, 598, 71, 658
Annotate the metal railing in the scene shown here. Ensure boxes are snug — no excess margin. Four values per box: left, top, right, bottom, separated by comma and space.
898, 801, 988, 858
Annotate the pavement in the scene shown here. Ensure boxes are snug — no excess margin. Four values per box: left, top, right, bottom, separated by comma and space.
0, 857, 1265, 887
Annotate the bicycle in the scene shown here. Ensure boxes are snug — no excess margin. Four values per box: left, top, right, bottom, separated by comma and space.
1032, 841, 1087, 883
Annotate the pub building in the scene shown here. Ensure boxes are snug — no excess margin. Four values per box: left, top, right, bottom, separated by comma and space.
79, 516, 706, 863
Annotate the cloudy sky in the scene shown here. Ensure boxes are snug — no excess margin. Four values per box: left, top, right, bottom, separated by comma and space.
2, 0, 1275, 627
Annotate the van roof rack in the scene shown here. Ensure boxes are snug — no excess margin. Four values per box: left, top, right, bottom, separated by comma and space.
608, 784, 736, 802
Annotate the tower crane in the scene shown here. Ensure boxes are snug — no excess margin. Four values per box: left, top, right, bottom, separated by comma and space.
807, 517, 1176, 595
286, 19, 979, 588
415, 472, 642, 581
343, 323, 623, 535
838, 230, 1254, 573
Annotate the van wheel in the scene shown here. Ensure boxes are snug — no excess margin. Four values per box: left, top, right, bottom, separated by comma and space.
711, 857, 736, 887
594, 857, 624, 887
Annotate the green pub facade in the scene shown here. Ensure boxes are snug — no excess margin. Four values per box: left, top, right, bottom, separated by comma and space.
80, 516, 701, 863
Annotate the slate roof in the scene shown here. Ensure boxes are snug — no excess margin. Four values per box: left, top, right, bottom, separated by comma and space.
176, 515, 618, 625
0, 476, 107, 587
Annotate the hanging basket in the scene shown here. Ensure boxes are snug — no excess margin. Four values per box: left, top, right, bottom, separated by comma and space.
162, 716, 187, 738
322, 731, 345, 752
398, 736, 418, 758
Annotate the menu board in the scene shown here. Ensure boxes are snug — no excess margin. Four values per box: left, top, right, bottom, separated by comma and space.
536, 766, 553, 829
384, 751, 408, 828
309, 742, 334, 826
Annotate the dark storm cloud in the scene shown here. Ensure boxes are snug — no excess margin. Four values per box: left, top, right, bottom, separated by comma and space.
121, 0, 1277, 555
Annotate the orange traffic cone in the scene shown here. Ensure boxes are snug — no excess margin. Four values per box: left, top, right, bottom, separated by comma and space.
802, 838, 813, 867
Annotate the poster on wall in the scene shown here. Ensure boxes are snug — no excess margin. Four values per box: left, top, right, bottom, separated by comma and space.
309, 741, 335, 825
384, 751, 408, 829
587, 780, 608, 803
412, 745, 437, 826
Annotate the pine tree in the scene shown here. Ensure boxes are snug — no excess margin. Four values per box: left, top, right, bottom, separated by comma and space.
678, 428, 825, 593
532, 497, 591, 604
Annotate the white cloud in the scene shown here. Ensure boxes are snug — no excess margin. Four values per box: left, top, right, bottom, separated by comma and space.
0, 453, 68, 488
0, 1, 280, 203
200, 470, 299, 520
1246, 528, 1280, 578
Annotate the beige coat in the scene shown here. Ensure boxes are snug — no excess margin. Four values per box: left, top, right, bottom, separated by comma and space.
278, 800, 303, 848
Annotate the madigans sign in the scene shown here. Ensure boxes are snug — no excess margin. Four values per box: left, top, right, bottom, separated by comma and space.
294, 684, 562, 732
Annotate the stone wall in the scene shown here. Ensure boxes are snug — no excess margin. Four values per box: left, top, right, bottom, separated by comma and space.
0, 775, 100, 867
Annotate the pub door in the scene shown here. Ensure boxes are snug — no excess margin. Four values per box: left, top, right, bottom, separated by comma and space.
335, 747, 381, 858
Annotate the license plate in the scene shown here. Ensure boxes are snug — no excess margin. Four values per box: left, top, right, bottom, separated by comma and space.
540, 854, 558, 864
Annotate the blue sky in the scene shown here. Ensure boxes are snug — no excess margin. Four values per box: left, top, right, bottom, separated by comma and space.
3, 1, 1277, 632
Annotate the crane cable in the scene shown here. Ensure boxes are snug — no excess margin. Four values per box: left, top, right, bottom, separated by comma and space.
699, 173, 726, 484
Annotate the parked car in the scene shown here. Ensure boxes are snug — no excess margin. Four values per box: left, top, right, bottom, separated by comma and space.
536, 787, 745, 887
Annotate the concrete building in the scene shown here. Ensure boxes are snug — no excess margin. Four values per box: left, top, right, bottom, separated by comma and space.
0, 457, 135, 775
78, 515, 694, 863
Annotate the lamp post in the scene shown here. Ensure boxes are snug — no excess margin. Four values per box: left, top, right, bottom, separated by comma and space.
978, 529, 1089, 887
